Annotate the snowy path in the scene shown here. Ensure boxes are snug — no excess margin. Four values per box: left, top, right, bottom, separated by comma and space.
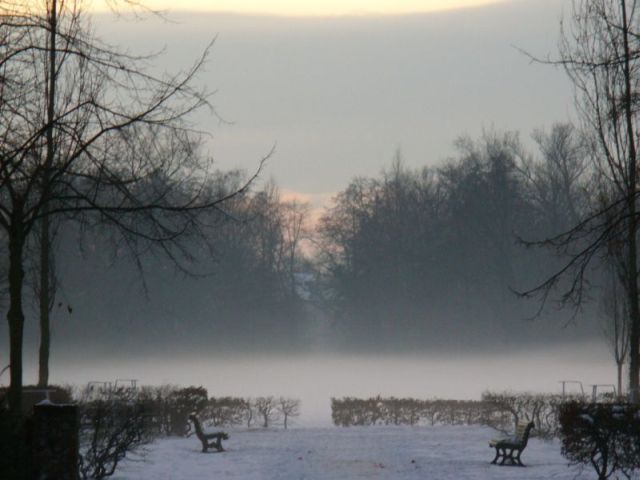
114, 426, 593, 480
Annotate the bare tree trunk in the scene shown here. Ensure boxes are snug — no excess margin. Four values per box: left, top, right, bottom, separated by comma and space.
618, 361, 623, 397
37, 0, 57, 389
37, 216, 51, 388
8, 210, 26, 416
0, 0, 255, 417
627, 224, 639, 402
620, 0, 640, 403
627, 241, 639, 402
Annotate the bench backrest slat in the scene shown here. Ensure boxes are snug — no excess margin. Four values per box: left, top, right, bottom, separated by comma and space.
514, 421, 535, 448
515, 422, 528, 439
189, 415, 206, 441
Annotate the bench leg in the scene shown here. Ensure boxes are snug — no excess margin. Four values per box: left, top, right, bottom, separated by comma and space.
498, 448, 526, 467
491, 444, 527, 467
491, 448, 500, 465
499, 448, 510, 465
204, 437, 224, 452
514, 449, 525, 467
212, 439, 224, 452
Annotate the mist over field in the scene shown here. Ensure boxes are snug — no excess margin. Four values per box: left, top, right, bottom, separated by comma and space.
8, 210, 602, 359
0, 0, 608, 399
28, 345, 612, 425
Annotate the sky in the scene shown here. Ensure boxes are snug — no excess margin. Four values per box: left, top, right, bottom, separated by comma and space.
94, 0, 573, 210
98, 0, 506, 16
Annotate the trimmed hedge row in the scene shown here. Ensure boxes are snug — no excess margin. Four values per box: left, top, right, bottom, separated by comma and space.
331, 396, 509, 429
80, 385, 299, 435
331, 391, 593, 439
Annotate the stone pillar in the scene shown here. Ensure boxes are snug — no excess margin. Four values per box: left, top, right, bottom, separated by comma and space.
32, 401, 79, 480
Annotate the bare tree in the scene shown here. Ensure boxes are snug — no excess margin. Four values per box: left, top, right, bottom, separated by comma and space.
24, 215, 61, 388
524, 123, 588, 234
36, 0, 61, 390
279, 200, 310, 296
254, 396, 279, 428
523, 0, 640, 402
0, 0, 261, 416
243, 398, 255, 429
601, 262, 630, 397
277, 397, 300, 430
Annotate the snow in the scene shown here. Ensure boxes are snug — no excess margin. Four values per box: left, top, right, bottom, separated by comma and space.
34, 399, 74, 407
579, 414, 594, 424
113, 426, 593, 480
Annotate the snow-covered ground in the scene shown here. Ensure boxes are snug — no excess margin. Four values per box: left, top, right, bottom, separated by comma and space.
113, 425, 594, 480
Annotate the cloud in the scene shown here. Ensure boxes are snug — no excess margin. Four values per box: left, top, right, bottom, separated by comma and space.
279, 189, 335, 225
280, 189, 334, 207
93, 0, 507, 17
92, 0, 572, 197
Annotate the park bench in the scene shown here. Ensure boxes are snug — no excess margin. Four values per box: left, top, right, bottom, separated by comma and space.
188, 414, 229, 453
489, 421, 535, 466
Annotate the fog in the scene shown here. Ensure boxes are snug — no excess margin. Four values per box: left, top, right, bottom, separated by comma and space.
24, 345, 612, 425
0, 0, 622, 416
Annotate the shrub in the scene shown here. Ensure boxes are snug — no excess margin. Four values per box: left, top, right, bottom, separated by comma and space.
137, 385, 177, 436
331, 392, 569, 435
77, 388, 154, 480
166, 386, 208, 436
204, 397, 247, 427
481, 391, 563, 438
0, 408, 33, 479
559, 401, 640, 480
331, 396, 494, 427
331, 397, 385, 426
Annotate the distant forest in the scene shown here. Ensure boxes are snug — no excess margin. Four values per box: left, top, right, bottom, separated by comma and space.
8, 124, 603, 356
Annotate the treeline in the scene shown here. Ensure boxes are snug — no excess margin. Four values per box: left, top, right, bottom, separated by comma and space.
317, 125, 597, 350
12, 125, 602, 355
40, 175, 313, 354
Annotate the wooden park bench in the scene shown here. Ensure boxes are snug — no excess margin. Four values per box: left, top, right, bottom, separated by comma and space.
489, 421, 535, 466
188, 414, 229, 453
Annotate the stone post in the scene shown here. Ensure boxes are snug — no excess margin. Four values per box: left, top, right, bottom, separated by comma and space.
32, 401, 79, 480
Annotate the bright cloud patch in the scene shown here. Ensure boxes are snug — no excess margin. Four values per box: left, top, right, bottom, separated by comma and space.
94, 0, 505, 16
